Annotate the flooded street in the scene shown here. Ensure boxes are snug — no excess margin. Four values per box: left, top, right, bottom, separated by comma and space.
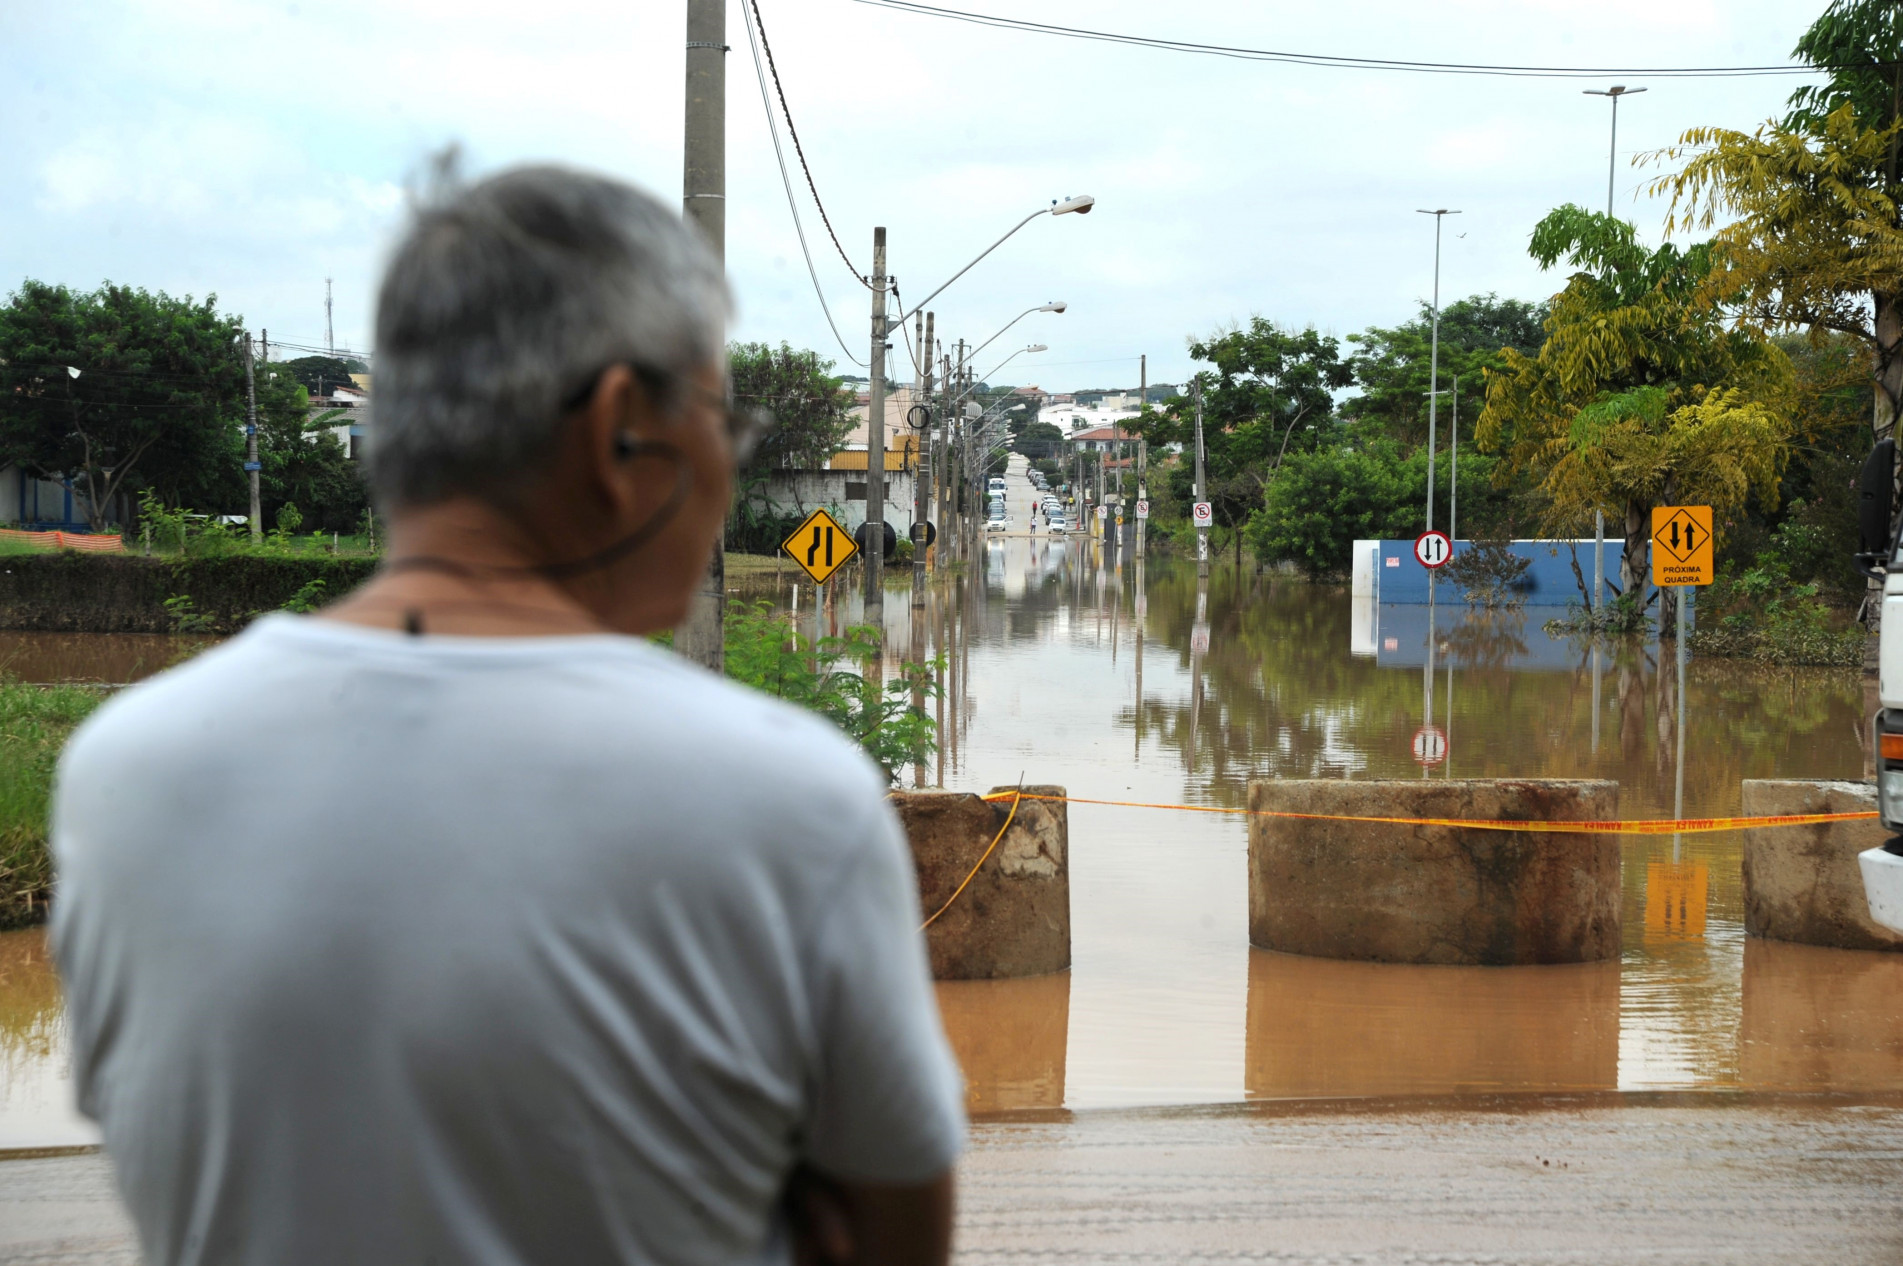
3, 533, 1900, 1148
745, 528, 1897, 1114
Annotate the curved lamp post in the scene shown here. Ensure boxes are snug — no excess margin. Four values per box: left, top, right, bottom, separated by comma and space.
896, 198, 1093, 324
869, 198, 1090, 606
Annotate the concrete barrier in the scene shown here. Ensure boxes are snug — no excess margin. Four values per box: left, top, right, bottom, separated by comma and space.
1741, 779, 1902, 952
892, 785, 1069, 980
1247, 779, 1621, 965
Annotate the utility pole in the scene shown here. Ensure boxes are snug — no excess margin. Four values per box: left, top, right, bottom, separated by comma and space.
936, 347, 951, 562
863, 228, 889, 624
679, 0, 727, 670
953, 343, 966, 556
1095, 436, 1106, 545
1449, 374, 1459, 548
1585, 85, 1643, 616
912, 311, 933, 604
1136, 354, 1147, 557
324, 278, 334, 356
1193, 379, 1208, 578
244, 333, 261, 542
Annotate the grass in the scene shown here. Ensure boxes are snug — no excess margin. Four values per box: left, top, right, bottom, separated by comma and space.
723, 551, 789, 577
0, 682, 104, 929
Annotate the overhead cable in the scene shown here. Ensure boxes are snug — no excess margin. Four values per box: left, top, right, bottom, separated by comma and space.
740, 0, 867, 367
749, 0, 869, 285
888, 278, 922, 377
850, 0, 1836, 79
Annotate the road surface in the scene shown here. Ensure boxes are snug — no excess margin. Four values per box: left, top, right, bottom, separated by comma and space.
7, 1094, 1900, 1264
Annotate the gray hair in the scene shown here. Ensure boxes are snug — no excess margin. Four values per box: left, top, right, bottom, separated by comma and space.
367, 161, 730, 507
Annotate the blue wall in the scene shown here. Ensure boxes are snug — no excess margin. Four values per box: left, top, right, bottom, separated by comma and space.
1372, 538, 1653, 607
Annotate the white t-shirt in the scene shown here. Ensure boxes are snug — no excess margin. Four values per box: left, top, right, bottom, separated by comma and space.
52, 615, 965, 1265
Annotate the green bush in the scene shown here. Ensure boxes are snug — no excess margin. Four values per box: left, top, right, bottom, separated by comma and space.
0, 681, 104, 929
1688, 545, 1864, 667
0, 553, 378, 634
723, 600, 938, 780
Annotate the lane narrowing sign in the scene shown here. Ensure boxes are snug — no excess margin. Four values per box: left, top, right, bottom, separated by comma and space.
1414, 530, 1451, 569
780, 507, 859, 585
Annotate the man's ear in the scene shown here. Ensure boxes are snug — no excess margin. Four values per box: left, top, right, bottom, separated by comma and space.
572, 365, 646, 513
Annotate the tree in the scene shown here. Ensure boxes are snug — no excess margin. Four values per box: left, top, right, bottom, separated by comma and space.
1135, 320, 1354, 565
1475, 206, 1793, 613
280, 355, 369, 399
728, 342, 855, 473
1343, 294, 1548, 446
1015, 420, 1064, 459
1244, 439, 1423, 577
1650, 2, 1903, 442
1244, 440, 1505, 579
0, 281, 245, 531
254, 367, 367, 533
725, 342, 855, 553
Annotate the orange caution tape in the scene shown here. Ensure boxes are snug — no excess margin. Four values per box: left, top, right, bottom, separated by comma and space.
973, 791, 1879, 838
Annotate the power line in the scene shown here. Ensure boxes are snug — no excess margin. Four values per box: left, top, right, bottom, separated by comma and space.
740, 0, 867, 367
750, 0, 870, 283
851, 0, 1836, 79
889, 278, 922, 376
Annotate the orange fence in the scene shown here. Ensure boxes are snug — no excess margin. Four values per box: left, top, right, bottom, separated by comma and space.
0, 529, 125, 554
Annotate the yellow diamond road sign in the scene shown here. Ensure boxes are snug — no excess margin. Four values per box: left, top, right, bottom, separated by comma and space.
781, 507, 859, 585
1650, 504, 1714, 587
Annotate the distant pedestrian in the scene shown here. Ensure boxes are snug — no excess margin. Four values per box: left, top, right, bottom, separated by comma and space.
53, 162, 963, 1265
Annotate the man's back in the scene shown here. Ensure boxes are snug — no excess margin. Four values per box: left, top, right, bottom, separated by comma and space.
52, 615, 964, 1265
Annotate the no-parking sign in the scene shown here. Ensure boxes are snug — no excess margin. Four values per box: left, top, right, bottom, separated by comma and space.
1192, 502, 1214, 527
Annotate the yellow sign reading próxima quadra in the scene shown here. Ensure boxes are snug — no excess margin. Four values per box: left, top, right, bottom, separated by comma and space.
780, 507, 859, 585
1650, 505, 1714, 588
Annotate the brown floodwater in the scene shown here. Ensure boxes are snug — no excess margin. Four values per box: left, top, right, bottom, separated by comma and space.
3, 525, 1900, 1147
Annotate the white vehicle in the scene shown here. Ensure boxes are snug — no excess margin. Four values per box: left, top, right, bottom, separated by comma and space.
1857, 438, 1903, 931
1047, 513, 1068, 532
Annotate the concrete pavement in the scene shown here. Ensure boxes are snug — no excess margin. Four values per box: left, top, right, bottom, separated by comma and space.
5, 1095, 1900, 1264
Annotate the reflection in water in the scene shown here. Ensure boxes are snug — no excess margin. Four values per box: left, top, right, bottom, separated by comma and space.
1741, 938, 1903, 1090
3, 538, 1899, 1143
0, 631, 202, 684
1245, 949, 1619, 1099
1644, 861, 1710, 942
935, 971, 1069, 1114
0, 929, 94, 1149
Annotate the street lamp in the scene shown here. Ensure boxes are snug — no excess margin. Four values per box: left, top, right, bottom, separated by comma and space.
1583, 85, 1644, 616
1583, 85, 1646, 222
1414, 208, 1461, 549
866, 198, 1095, 613
895, 200, 1095, 322
964, 302, 1065, 366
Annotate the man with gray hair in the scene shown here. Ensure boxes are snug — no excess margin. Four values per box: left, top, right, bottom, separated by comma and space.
52, 165, 964, 1264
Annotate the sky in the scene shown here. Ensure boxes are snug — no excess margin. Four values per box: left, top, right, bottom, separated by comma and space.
0, 0, 1831, 393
